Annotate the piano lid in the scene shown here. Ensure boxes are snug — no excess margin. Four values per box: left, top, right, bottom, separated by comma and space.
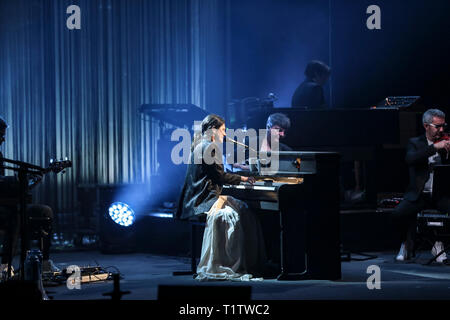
248, 151, 338, 176
246, 108, 401, 148
139, 103, 209, 127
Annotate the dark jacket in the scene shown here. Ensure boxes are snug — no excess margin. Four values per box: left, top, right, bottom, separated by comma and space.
291, 78, 326, 109
176, 139, 242, 220
0, 151, 20, 200
403, 135, 449, 201
278, 142, 292, 151
246, 136, 292, 153
0, 151, 4, 176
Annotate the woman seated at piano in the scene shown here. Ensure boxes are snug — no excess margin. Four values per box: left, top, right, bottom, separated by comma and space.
176, 114, 268, 281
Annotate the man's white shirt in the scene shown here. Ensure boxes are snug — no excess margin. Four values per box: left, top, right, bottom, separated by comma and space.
423, 139, 440, 193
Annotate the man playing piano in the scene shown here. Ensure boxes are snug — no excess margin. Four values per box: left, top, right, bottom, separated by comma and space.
260, 113, 292, 152
231, 113, 292, 172
0, 116, 59, 279
176, 114, 268, 280
393, 109, 450, 263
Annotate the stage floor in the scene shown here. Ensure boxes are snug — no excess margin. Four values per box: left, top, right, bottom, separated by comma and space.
38, 250, 450, 300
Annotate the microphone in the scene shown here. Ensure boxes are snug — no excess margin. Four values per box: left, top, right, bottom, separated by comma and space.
225, 137, 258, 153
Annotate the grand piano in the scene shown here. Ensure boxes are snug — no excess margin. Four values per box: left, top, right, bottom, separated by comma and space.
222, 151, 341, 280
139, 102, 421, 280
220, 100, 423, 280
237, 106, 423, 207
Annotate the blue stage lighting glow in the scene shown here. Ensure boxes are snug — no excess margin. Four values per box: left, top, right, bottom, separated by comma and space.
108, 202, 135, 227
148, 212, 173, 219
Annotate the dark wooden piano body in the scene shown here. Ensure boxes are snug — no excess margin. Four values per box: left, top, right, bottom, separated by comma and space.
222, 151, 341, 280
245, 107, 422, 147
244, 107, 422, 206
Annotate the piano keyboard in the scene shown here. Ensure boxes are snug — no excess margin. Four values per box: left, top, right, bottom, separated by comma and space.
222, 177, 303, 212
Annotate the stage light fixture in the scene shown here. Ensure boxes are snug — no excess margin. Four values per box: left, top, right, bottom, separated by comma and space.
108, 202, 135, 227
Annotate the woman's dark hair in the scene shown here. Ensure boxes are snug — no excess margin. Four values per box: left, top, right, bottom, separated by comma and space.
304, 60, 331, 79
266, 113, 291, 131
192, 114, 225, 151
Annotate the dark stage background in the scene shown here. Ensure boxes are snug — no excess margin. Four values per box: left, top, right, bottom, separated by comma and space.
230, 0, 450, 109
0, 0, 449, 236
0, 0, 229, 217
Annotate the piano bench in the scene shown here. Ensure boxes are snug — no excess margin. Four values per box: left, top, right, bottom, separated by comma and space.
416, 209, 450, 265
173, 214, 206, 277
417, 210, 450, 236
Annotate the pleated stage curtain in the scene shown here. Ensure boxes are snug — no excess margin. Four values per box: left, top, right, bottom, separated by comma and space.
0, 0, 229, 218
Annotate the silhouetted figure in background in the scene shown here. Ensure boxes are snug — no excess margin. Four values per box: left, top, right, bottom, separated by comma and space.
291, 60, 330, 109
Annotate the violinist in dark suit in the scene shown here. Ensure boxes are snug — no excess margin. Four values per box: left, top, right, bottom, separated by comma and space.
0, 116, 59, 279
393, 109, 450, 262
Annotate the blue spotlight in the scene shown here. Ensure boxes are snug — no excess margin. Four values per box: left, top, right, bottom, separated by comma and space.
108, 202, 135, 227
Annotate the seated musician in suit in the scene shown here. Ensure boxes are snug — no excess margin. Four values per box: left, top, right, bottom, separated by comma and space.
0, 116, 59, 279
176, 114, 269, 280
393, 109, 450, 262
291, 60, 330, 109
